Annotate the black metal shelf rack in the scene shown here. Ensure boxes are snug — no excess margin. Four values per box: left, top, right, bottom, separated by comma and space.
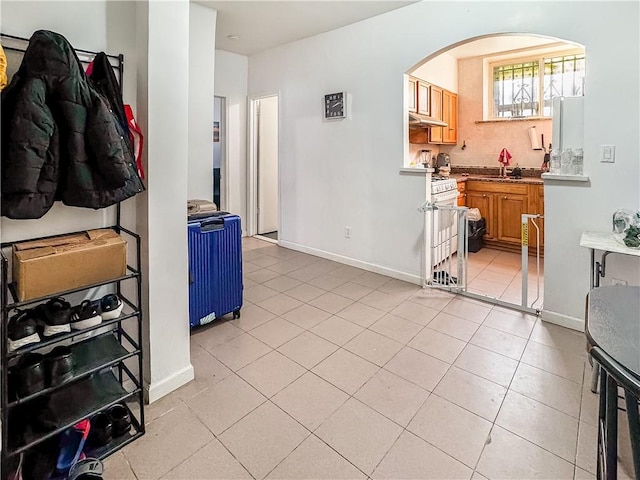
0, 32, 145, 468
0, 226, 146, 463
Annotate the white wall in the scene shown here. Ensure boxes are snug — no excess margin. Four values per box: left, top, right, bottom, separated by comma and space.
215, 50, 249, 231
188, 2, 216, 201
247, 1, 640, 329
411, 53, 458, 93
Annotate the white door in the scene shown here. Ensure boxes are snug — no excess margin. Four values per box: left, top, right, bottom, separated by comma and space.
257, 96, 279, 235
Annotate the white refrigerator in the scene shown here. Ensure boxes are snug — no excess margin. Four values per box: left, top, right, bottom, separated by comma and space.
552, 96, 584, 151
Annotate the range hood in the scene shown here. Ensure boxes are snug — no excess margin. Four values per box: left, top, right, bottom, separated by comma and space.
408, 112, 448, 129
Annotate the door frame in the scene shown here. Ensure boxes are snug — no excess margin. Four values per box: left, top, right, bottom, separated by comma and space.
214, 95, 228, 211
247, 92, 281, 239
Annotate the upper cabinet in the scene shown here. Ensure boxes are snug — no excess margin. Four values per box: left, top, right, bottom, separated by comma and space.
408, 77, 417, 113
407, 76, 458, 145
442, 89, 457, 144
428, 85, 443, 144
417, 81, 430, 116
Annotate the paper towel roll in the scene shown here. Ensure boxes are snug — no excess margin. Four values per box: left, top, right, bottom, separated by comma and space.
528, 126, 542, 150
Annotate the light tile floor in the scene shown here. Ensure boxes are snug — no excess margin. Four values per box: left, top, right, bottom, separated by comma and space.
466, 248, 545, 308
105, 238, 635, 480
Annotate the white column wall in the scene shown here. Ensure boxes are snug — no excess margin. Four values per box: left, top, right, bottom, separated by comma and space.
136, 0, 193, 401
247, 1, 640, 329
188, 3, 217, 201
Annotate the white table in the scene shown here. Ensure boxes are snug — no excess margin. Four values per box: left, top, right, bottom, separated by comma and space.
580, 231, 640, 289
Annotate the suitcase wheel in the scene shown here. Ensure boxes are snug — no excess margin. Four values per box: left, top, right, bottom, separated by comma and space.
233, 309, 241, 319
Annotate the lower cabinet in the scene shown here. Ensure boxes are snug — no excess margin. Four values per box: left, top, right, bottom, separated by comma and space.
466, 191, 495, 239
497, 194, 528, 244
466, 181, 544, 254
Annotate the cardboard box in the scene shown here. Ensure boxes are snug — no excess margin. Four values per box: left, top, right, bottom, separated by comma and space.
13, 229, 127, 301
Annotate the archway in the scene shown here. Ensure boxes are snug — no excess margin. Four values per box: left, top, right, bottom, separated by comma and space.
406, 33, 585, 314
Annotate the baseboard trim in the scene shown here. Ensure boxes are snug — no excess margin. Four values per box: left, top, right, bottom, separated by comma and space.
541, 309, 584, 332
278, 240, 422, 285
145, 364, 195, 404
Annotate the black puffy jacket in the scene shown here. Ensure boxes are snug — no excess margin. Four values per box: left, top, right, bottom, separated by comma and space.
1, 30, 144, 219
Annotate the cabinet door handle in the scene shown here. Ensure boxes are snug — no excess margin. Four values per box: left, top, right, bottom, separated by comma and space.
503, 196, 508, 200
482, 194, 487, 198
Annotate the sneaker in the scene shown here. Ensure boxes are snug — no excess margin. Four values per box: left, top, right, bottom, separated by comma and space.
8, 310, 41, 353
47, 346, 74, 386
56, 419, 91, 473
68, 458, 104, 480
99, 294, 123, 320
41, 297, 72, 337
70, 300, 102, 330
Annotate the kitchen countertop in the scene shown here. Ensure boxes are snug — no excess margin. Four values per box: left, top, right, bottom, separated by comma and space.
451, 174, 543, 185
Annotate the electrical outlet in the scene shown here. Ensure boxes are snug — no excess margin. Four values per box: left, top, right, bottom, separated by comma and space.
601, 145, 615, 163
345, 226, 351, 238
611, 278, 627, 286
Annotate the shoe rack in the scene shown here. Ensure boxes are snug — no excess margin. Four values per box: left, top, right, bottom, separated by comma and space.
0, 33, 145, 470
0, 223, 145, 466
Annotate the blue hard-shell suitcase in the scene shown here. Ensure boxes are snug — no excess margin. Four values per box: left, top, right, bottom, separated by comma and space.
188, 213, 243, 327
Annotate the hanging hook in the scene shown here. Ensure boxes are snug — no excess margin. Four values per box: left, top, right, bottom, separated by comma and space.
461, 140, 466, 150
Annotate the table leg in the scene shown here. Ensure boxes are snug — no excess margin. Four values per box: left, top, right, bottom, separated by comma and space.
591, 362, 601, 394
624, 392, 640, 480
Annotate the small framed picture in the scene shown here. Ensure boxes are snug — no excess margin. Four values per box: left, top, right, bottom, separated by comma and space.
213, 122, 220, 142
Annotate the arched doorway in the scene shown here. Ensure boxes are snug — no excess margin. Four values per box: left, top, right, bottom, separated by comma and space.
408, 33, 585, 314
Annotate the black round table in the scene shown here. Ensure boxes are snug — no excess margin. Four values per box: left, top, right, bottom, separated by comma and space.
586, 286, 640, 480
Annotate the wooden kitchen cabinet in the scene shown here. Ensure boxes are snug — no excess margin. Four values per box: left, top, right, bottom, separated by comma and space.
408, 77, 417, 113
428, 85, 443, 143
457, 181, 467, 206
466, 191, 496, 239
497, 194, 528, 244
417, 81, 430, 116
442, 90, 458, 144
466, 181, 544, 254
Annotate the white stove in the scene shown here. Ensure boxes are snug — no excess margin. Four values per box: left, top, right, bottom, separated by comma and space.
431, 176, 459, 203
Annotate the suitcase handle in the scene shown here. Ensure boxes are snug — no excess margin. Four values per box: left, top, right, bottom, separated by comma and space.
200, 219, 225, 232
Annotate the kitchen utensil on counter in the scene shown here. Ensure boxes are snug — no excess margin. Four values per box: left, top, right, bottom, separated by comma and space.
541, 136, 551, 172
436, 153, 450, 168
419, 149, 432, 168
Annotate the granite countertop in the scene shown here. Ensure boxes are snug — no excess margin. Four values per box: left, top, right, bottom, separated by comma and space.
452, 174, 543, 185
448, 166, 543, 185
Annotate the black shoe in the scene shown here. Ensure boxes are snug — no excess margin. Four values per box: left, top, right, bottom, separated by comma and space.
8, 310, 41, 353
12, 353, 46, 397
88, 412, 113, 448
70, 300, 102, 330
99, 294, 124, 320
47, 346, 74, 386
41, 297, 71, 337
109, 404, 131, 437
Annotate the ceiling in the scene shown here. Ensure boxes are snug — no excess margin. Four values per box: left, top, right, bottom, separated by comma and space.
197, 1, 417, 56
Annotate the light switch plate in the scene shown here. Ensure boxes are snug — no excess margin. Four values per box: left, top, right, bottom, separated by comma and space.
600, 145, 615, 163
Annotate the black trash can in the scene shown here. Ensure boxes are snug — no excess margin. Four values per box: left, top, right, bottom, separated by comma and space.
468, 218, 486, 253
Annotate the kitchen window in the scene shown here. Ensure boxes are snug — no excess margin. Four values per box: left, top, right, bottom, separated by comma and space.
490, 52, 585, 119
